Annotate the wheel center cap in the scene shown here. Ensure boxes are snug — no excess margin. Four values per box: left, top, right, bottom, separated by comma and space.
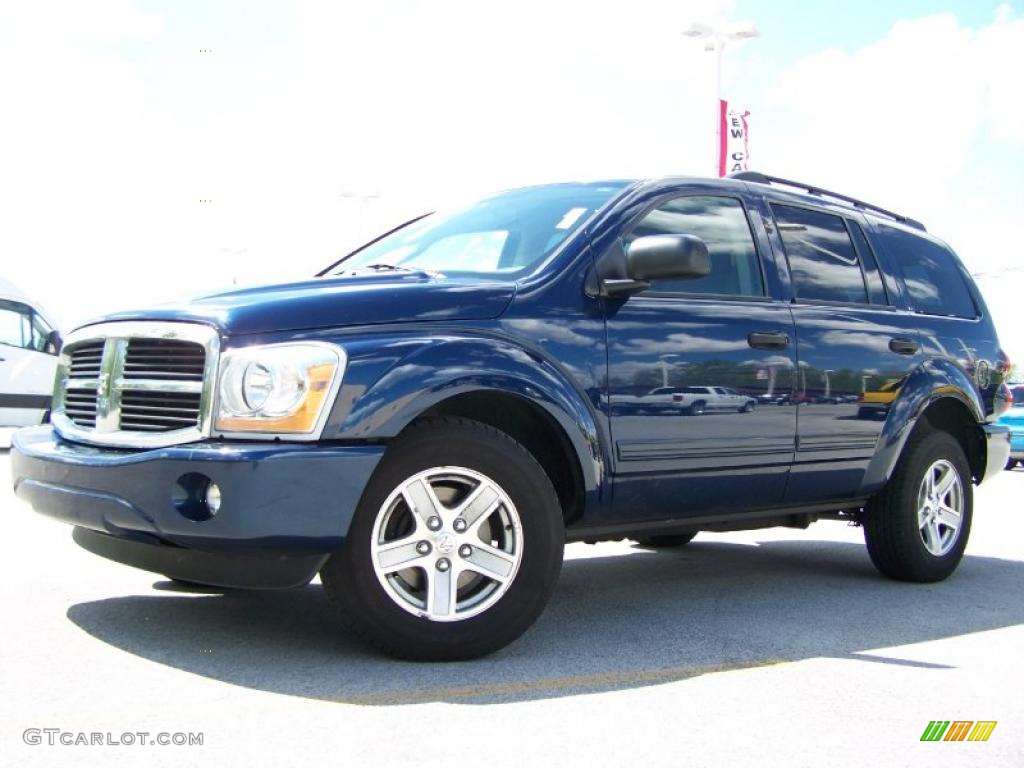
435, 533, 456, 555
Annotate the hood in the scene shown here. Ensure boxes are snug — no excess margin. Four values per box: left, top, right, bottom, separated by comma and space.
96, 270, 516, 336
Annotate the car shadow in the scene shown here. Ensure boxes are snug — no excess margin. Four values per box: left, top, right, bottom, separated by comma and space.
66, 539, 1024, 705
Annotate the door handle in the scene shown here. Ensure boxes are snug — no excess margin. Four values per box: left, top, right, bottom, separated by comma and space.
748, 331, 790, 350
889, 338, 920, 356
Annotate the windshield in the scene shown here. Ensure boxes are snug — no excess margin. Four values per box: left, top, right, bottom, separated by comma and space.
328, 182, 629, 277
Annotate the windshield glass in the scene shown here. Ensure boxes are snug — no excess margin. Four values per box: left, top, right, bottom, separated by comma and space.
329, 182, 629, 277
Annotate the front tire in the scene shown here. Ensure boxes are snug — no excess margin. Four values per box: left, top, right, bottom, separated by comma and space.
321, 417, 564, 660
863, 427, 972, 583
689, 401, 706, 416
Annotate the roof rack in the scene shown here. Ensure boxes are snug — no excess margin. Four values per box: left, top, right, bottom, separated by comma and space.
728, 171, 926, 231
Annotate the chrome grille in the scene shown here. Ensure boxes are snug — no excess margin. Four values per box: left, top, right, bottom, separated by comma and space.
63, 386, 99, 428
52, 322, 220, 448
68, 340, 104, 378
124, 338, 206, 381
120, 390, 203, 431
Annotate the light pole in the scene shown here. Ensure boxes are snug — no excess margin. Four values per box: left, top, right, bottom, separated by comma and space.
339, 189, 381, 240
682, 21, 760, 176
659, 354, 681, 388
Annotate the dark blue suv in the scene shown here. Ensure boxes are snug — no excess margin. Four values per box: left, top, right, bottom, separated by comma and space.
11, 172, 1014, 659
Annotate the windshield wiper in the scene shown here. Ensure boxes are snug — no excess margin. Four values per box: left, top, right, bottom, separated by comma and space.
359, 263, 414, 272
336, 262, 444, 279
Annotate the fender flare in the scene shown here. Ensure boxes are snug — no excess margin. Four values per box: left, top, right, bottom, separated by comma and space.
331, 335, 608, 504
860, 357, 984, 495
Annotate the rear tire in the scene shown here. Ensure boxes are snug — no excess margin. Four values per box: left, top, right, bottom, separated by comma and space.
863, 427, 972, 583
689, 401, 706, 416
321, 417, 564, 661
635, 532, 697, 548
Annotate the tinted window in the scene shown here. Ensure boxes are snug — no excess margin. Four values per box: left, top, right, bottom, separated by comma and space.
625, 196, 764, 296
0, 300, 50, 351
772, 204, 868, 304
847, 221, 888, 305
876, 226, 977, 318
0, 300, 31, 349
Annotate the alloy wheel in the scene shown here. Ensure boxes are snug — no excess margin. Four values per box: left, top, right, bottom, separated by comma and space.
370, 466, 523, 622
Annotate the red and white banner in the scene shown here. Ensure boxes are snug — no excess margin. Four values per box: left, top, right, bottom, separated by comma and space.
718, 100, 750, 177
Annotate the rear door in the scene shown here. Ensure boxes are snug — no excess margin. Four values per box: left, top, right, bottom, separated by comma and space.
604, 190, 797, 520
868, 222, 1004, 420
0, 300, 57, 426
758, 201, 925, 503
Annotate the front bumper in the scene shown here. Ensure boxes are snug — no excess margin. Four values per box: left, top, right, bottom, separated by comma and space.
11, 426, 385, 587
981, 423, 1012, 482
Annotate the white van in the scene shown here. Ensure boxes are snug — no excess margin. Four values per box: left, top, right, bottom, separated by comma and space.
0, 279, 61, 442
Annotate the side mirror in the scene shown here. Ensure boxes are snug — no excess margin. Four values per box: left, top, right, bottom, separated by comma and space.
44, 330, 63, 355
600, 234, 710, 297
628, 234, 710, 281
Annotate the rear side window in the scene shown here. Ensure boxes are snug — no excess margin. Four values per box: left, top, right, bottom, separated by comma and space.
625, 196, 765, 297
847, 221, 888, 305
771, 204, 868, 304
874, 227, 977, 318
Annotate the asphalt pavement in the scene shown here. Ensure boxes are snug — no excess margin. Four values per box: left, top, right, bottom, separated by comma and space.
2, 450, 1022, 767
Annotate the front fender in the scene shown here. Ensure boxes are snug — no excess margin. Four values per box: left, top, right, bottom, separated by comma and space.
326, 333, 607, 507
860, 357, 984, 495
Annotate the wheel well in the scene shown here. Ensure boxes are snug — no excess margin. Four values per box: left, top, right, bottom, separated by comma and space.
917, 397, 985, 482
413, 391, 585, 524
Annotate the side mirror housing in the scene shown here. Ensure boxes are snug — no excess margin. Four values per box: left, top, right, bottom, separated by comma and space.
627, 234, 710, 281
599, 234, 710, 297
44, 330, 63, 356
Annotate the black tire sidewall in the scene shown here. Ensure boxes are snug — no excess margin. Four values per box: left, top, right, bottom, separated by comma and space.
325, 420, 564, 660
869, 429, 973, 581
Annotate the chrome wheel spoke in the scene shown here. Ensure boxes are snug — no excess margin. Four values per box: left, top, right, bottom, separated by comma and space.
456, 482, 501, 530
921, 520, 942, 553
936, 504, 961, 531
375, 539, 426, 573
462, 543, 517, 582
426, 563, 457, 618
402, 478, 443, 529
934, 466, 957, 500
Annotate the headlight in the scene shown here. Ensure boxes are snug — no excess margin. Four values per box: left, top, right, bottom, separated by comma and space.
215, 343, 344, 435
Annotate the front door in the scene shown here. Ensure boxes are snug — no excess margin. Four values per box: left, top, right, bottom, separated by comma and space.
604, 193, 797, 520
0, 300, 57, 427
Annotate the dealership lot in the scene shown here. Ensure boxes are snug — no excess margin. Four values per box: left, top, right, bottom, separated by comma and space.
2, 450, 1021, 768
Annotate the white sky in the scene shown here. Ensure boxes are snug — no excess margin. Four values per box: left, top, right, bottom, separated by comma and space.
0, 0, 1021, 361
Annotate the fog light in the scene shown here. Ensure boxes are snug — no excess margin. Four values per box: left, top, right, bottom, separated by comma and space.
205, 481, 222, 515
172, 473, 221, 522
